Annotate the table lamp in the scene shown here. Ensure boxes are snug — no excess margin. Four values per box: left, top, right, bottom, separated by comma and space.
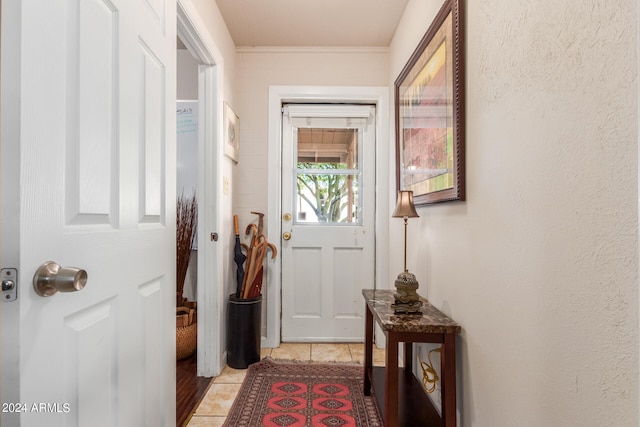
391, 190, 423, 313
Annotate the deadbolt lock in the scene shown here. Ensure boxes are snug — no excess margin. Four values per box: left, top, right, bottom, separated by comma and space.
283, 213, 292, 222
282, 231, 292, 241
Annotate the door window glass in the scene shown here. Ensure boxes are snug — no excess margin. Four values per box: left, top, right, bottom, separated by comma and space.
295, 128, 362, 224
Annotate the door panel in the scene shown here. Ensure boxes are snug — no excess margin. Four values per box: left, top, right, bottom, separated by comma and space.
281, 105, 375, 342
67, 0, 117, 222
141, 42, 166, 221
292, 247, 323, 317
1, 0, 176, 425
333, 247, 363, 317
63, 300, 117, 427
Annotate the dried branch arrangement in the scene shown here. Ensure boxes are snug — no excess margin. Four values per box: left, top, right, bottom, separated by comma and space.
176, 191, 197, 306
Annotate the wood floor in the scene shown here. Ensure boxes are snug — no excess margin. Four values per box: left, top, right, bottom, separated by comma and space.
176, 354, 213, 427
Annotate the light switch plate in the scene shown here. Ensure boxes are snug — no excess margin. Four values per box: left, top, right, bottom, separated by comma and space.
223, 176, 230, 195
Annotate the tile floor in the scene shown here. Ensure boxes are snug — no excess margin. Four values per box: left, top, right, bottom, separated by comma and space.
185, 342, 386, 426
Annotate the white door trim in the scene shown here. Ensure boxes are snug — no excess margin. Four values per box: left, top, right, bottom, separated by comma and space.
0, 0, 23, 411
177, 0, 226, 376
266, 86, 390, 348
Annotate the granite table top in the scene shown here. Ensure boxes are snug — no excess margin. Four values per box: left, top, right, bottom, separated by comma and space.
363, 289, 461, 334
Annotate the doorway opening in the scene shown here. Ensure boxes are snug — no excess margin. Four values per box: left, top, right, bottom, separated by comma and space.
175, 0, 226, 423
175, 33, 210, 427
265, 86, 391, 348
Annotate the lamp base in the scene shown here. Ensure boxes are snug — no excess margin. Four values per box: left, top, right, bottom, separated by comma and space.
392, 270, 423, 314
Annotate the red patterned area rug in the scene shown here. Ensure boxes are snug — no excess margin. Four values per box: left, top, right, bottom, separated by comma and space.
223, 358, 382, 427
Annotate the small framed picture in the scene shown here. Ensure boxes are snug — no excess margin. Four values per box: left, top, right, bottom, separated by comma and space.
224, 102, 239, 162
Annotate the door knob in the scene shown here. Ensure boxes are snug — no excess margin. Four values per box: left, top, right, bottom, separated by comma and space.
33, 261, 87, 297
282, 231, 292, 241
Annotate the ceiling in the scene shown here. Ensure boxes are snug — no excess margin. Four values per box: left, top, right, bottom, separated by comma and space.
213, 0, 410, 47
297, 128, 356, 164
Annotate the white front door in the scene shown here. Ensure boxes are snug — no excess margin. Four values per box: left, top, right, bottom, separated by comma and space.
281, 105, 376, 342
1, 0, 176, 426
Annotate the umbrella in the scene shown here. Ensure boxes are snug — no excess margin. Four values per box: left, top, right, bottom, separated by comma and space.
233, 215, 246, 298
246, 242, 277, 299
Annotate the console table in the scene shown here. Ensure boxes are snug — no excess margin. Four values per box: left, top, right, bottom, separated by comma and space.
363, 289, 461, 427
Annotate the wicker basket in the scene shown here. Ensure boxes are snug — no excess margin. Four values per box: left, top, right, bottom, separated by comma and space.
176, 322, 197, 360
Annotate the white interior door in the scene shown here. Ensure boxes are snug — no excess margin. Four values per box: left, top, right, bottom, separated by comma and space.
281, 105, 376, 342
1, 0, 176, 426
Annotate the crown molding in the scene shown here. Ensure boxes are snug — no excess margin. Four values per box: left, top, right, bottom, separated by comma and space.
235, 46, 389, 54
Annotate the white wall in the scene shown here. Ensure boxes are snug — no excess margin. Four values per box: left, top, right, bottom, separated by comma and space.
189, 0, 236, 98
390, 0, 639, 426
177, 49, 199, 100
233, 47, 389, 230
177, 51, 199, 304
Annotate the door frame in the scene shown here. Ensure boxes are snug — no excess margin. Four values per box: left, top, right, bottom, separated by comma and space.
0, 0, 22, 409
266, 86, 390, 348
177, 0, 225, 376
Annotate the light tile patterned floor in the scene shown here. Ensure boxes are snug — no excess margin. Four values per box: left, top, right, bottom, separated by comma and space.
186, 343, 386, 426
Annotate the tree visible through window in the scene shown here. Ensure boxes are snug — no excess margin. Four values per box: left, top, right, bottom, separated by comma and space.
295, 128, 361, 224
297, 164, 358, 223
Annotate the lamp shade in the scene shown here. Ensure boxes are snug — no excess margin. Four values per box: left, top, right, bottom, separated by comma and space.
392, 190, 419, 218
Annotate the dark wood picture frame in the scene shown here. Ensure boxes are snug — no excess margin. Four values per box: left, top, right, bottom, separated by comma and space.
395, 0, 465, 206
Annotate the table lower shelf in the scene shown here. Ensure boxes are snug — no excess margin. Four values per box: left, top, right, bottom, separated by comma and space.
370, 366, 442, 427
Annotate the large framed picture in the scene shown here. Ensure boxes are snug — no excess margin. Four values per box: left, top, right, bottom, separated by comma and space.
224, 102, 239, 162
395, 0, 465, 206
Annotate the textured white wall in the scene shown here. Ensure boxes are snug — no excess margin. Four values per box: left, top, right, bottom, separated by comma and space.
390, 0, 638, 425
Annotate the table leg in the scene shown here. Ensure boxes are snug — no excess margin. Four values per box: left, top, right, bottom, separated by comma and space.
364, 304, 373, 395
441, 333, 457, 427
384, 332, 399, 427
403, 342, 412, 374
